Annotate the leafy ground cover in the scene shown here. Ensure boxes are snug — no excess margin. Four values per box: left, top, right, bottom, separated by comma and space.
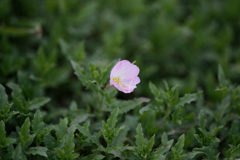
1, 0, 240, 159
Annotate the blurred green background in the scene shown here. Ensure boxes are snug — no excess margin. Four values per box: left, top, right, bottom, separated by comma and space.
1, 0, 240, 114
1, 0, 240, 158
1, 0, 240, 102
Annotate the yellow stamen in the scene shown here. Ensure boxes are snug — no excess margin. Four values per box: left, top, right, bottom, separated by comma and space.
113, 77, 125, 91
113, 77, 120, 84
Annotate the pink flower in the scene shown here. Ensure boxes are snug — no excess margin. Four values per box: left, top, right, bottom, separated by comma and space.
110, 60, 140, 93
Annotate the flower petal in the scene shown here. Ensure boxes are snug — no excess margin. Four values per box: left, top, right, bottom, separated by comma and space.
119, 60, 140, 81
110, 60, 140, 93
120, 76, 140, 93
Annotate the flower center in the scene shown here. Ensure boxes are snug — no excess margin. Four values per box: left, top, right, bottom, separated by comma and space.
113, 77, 120, 84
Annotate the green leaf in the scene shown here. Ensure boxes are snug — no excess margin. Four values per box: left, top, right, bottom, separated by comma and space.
218, 64, 229, 86
19, 117, 35, 147
74, 41, 86, 62
71, 60, 88, 86
155, 139, 174, 155
139, 104, 152, 115
171, 134, 186, 160
32, 110, 54, 146
55, 148, 66, 160
133, 123, 156, 159
0, 84, 8, 110
31, 110, 44, 133
145, 135, 155, 155
7, 82, 25, 111
44, 134, 57, 150
0, 120, 6, 141
194, 134, 202, 145
4, 110, 19, 123
111, 127, 129, 146
211, 125, 224, 136
161, 132, 168, 145
70, 113, 89, 126
55, 117, 68, 140
69, 101, 78, 111
12, 143, 27, 160
193, 146, 219, 160
181, 151, 204, 160
0, 120, 16, 151
177, 92, 202, 107
107, 107, 119, 128
172, 106, 182, 124
112, 98, 150, 114
56, 131, 79, 160
149, 82, 160, 98
28, 97, 51, 110
101, 107, 125, 146
36, 126, 54, 146
163, 79, 169, 91
109, 148, 125, 160
75, 125, 104, 151
230, 144, 240, 158
135, 123, 144, 152
174, 134, 185, 154
81, 154, 105, 160
198, 110, 206, 130
25, 147, 48, 158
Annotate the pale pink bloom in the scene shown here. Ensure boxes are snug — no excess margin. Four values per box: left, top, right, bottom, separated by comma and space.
110, 60, 140, 93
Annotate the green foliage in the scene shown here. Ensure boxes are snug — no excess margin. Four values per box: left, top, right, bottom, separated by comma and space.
141, 82, 202, 124
12, 144, 27, 160
55, 117, 69, 140
101, 107, 125, 146
0, 84, 19, 122
133, 123, 155, 159
0, 121, 15, 152
25, 146, 48, 158
55, 131, 79, 160
190, 111, 223, 159
171, 134, 186, 160
32, 110, 54, 146
19, 117, 35, 147
194, 111, 223, 147
1, 0, 240, 159
75, 124, 104, 151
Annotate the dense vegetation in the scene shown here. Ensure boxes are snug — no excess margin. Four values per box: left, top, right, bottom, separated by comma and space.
1, 0, 240, 159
